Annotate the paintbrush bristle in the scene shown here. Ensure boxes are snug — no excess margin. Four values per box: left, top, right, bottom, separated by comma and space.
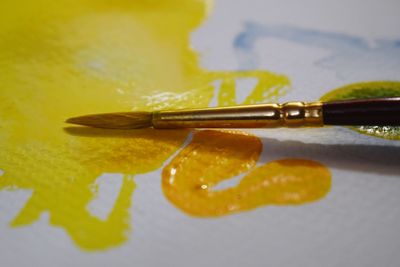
66, 112, 153, 129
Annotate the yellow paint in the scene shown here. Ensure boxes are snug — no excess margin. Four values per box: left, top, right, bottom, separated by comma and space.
321, 81, 400, 140
0, 0, 291, 250
163, 130, 331, 217
217, 71, 290, 106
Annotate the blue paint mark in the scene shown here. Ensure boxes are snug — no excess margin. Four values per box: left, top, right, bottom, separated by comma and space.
234, 22, 400, 80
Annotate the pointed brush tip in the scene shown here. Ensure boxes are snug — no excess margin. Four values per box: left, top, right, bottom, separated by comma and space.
65, 116, 84, 126
65, 117, 78, 124
65, 112, 153, 129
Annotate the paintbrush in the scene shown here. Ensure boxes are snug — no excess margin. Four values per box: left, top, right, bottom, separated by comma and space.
66, 97, 400, 129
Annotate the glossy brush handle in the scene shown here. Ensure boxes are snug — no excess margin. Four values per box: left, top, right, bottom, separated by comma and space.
323, 97, 400, 126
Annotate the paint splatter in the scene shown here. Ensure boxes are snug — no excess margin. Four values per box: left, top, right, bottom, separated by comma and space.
163, 130, 331, 217
0, 0, 290, 250
321, 81, 400, 140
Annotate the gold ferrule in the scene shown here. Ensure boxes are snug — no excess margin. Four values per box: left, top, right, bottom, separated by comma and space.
152, 101, 323, 129
282, 101, 324, 127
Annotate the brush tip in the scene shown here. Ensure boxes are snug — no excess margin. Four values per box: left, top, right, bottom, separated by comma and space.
66, 112, 153, 129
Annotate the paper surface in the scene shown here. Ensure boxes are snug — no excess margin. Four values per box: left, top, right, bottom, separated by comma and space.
1, 0, 400, 266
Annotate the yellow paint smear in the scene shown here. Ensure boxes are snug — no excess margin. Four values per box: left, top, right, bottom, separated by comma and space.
163, 130, 331, 217
0, 0, 291, 250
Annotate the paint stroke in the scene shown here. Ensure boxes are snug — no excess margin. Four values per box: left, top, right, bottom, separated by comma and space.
163, 130, 331, 217
0, 0, 290, 250
234, 23, 400, 80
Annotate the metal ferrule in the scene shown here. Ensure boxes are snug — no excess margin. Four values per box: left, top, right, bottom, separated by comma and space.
152, 101, 323, 128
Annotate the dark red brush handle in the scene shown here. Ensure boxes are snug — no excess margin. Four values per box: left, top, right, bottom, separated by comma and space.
323, 97, 400, 126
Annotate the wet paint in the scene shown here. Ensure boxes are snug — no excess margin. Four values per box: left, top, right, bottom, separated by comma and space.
321, 81, 400, 140
163, 130, 331, 217
0, 0, 291, 250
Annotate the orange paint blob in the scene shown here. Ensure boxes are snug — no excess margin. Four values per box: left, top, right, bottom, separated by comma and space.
162, 130, 331, 217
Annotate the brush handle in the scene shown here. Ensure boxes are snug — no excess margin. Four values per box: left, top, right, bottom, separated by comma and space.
153, 97, 400, 129
323, 97, 400, 126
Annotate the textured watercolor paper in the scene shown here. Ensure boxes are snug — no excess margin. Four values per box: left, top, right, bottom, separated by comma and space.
0, 0, 400, 267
